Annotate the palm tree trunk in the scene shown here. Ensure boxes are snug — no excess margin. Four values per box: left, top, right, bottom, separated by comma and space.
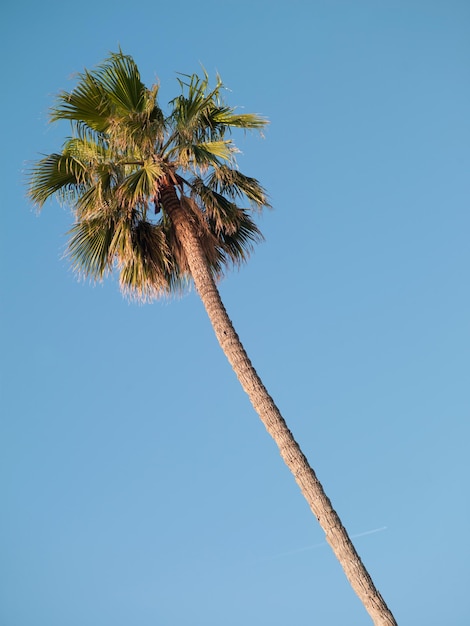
162, 185, 397, 626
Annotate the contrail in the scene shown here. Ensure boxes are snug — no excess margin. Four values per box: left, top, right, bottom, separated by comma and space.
268, 526, 388, 560
351, 526, 387, 539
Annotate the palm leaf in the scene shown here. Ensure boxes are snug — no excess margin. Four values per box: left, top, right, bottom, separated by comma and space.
167, 71, 227, 148
67, 217, 114, 278
51, 70, 111, 132
172, 139, 236, 171
215, 209, 263, 266
118, 220, 177, 299
52, 52, 164, 157
28, 153, 89, 207
63, 136, 109, 163
211, 108, 268, 130
94, 52, 147, 113
116, 161, 163, 208
188, 177, 239, 234
206, 165, 270, 209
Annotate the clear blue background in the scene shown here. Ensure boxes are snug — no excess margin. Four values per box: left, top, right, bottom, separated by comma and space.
1, 1, 469, 624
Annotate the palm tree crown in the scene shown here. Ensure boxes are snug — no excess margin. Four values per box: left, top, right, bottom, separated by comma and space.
28, 51, 270, 299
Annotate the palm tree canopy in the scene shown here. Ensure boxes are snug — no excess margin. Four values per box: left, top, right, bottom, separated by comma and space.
28, 51, 270, 300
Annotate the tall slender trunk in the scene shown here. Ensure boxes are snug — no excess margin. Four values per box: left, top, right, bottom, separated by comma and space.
162, 185, 397, 626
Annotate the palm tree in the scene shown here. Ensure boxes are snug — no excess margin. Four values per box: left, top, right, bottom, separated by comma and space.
28, 52, 397, 626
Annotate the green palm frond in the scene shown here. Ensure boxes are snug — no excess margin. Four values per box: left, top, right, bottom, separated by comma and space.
206, 165, 271, 209
215, 208, 263, 266
210, 107, 268, 130
63, 136, 109, 163
51, 69, 111, 131
194, 139, 236, 161
52, 52, 164, 154
171, 70, 221, 130
118, 220, 175, 299
168, 72, 232, 149
28, 153, 89, 206
168, 71, 267, 144
68, 214, 176, 299
165, 71, 267, 177
62, 143, 121, 220
117, 161, 163, 208
188, 177, 239, 234
94, 52, 147, 113
173, 139, 236, 171
51, 52, 145, 127
74, 178, 116, 220
93, 53, 164, 153
67, 217, 115, 278
177, 193, 262, 274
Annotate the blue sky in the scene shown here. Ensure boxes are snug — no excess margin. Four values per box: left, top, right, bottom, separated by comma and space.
1, 1, 469, 624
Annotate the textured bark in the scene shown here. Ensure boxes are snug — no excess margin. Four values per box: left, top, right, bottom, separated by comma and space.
161, 184, 397, 626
